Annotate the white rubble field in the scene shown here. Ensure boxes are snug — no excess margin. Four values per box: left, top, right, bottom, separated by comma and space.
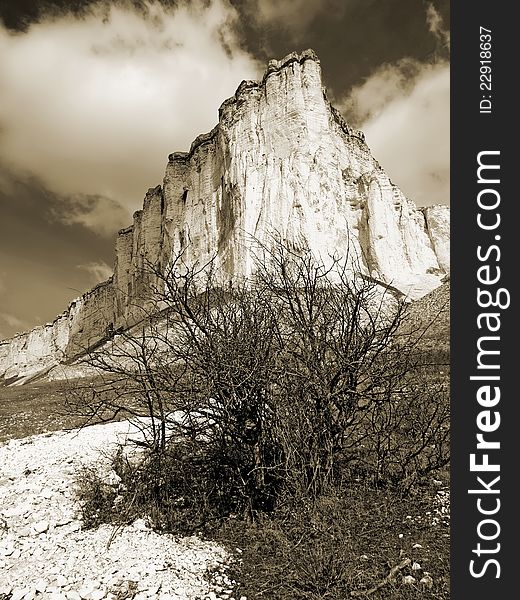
0, 421, 240, 600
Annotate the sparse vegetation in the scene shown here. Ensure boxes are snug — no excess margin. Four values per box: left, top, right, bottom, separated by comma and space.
215, 482, 450, 600
0, 379, 90, 442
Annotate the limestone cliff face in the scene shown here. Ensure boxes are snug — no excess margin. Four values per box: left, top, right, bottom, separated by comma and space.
162, 50, 448, 292
0, 49, 450, 384
422, 204, 450, 273
113, 185, 166, 328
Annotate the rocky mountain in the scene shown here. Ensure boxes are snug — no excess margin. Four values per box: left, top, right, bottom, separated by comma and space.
0, 49, 449, 385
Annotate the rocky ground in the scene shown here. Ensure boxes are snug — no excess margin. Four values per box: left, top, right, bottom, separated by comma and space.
0, 421, 241, 600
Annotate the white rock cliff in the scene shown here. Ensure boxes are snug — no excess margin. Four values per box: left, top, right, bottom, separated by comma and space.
0, 50, 450, 384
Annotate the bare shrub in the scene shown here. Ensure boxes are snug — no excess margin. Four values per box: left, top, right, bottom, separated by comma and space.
70, 240, 449, 525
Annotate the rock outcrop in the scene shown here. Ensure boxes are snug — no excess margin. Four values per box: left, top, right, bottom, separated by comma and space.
0, 49, 450, 385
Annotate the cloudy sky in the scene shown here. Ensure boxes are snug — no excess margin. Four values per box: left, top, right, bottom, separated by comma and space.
0, 0, 450, 339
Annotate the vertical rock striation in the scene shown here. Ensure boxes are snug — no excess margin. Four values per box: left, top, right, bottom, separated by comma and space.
0, 49, 450, 384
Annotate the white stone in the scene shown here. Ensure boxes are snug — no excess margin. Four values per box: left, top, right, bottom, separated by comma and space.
402, 576, 416, 585
2, 541, 15, 555
132, 518, 149, 531
34, 580, 47, 593
55, 575, 69, 588
11, 588, 31, 600
145, 586, 160, 596
40, 488, 54, 499
90, 589, 106, 600
3, 505, 29, 518
47, 585, 60, 593
79, 587, 94, 600
32, 521, 49, 534
126, 571, 141, 583
104, 471, 121, 487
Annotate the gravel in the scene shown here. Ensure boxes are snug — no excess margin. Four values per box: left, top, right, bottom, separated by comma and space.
0, 421, 239, 600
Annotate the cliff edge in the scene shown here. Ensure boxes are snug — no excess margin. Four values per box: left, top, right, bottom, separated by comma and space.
0, 49, 450, 385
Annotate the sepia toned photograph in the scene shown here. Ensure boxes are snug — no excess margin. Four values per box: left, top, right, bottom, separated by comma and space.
0, 1, 450, 598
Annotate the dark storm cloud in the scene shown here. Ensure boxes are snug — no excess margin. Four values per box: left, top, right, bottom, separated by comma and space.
0, 170, 115, 265
238, 0, 347, 42
232, 0, 449, 90
0, 0, 261, 216
47, 194, 129, 238
338, 3, 450, 206
229, 0, 450, 206
0, 168, 120, 337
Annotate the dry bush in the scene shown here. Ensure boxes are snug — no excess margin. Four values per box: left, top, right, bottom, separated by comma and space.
71, 241, 449, 525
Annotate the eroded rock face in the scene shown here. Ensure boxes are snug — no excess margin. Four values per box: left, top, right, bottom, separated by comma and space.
422, 205, 450, 273
0, 49, 450, 384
